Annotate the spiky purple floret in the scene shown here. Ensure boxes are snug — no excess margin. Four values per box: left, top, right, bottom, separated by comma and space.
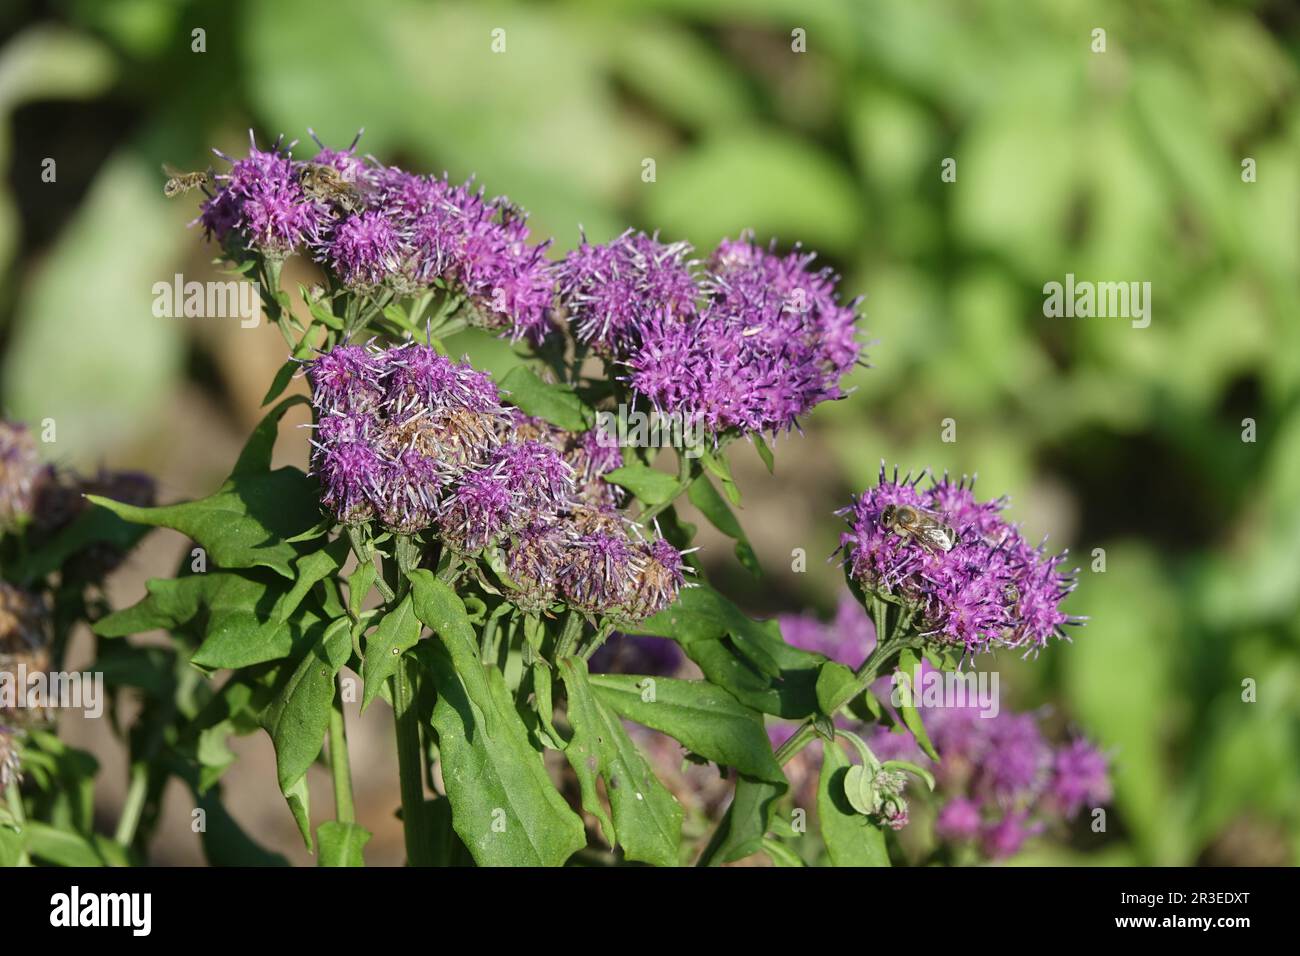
316, 439, 383, 525
1050, 737, 1112, 817
485, 440, 574, 516
374, 448, 443, 533
323, 210, 404, 288
384, 344, 501, 415
624, 537, 687, 621
837, 464, 1081, 656
370, 171, 554, 343
556, 230, 697, 353
504, 521, 567, 611
307, 128, 367, 180
307, 345, 388, 414
624, 231, 864, 436
201, 134, 323, 257
560, 530, 642, 615
439, 467, 519, 553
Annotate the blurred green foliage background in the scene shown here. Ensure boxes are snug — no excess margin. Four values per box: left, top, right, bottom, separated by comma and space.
1, 0, 1297, 865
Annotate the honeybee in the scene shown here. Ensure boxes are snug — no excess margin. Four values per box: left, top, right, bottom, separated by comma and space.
880, 504, 957, 553
298, 163, 364, 214
162, 163, 212, 198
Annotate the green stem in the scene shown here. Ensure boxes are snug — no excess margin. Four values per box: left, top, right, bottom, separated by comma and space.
639, 449, 700, 525
392, 655, 433, 866
554, 610, 584, 660
114, 763, 148, 846
330, 679, 356, 825
580, 621, 616, 662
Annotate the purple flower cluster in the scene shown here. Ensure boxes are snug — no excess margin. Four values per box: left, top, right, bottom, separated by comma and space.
555, 229, 863, 435
837, 464, 1082, 656
196, 133, 554, 341
772, 597, 1110, 862
308, 345, 686, 620
868, 705, 1112, 860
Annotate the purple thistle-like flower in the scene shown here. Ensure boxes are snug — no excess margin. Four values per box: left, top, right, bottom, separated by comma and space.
934, 797, 983, 842
384, 344, 501, 416
623, 537, 688, 621
315, 438, 383, 525
201, 133, 323, 257
1049, 737, 1112, 817
979, 811, 1042, 860
504, 522, 568, 612
323, 210, 404, 288
977, 711, 1053, 806
625, 231, 864, 436
837, 464, 1081, 657
307, 128, 367, 180
439, 466, 519, 553
556, 230, 697, 353
560, 530, 642, 616
485, 440, 574, 516
374, 448, 444, 534
307, 345, 388, 414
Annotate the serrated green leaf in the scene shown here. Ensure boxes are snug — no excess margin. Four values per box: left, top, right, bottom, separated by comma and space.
499, 365, 592, 431
560, 658, 683, 866
317, 821, 371, 867
603, 464, 681, 506
360, 593, 422, 712
819, 738, 890, 866
588, 673, 784, 783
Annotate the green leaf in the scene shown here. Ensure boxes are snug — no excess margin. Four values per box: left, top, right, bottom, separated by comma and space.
263, 617, 352, 792
700, 447, 741, 506
752, 434, 775, 474
588, 673, 784, 783
347, 557, 377, 619
818, 738, 890, 866
360, 593, 422, 712
235, 395, 309, 476
559, 657, 683, 867
87, 467, 320, 580
499, 365, 593, 431
317, 821, 371, 867
896, 649, 940, 761
687, 474, 760, 576
419, 639, 586, 867
629, 585, 824, 718
23, 822, 105, 867
282, 773, 313, 853
815, 661, 858, 717
701, 775, 786, 866
603, 464, 681, 506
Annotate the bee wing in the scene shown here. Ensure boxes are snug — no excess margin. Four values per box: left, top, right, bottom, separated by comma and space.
162, 162, 183, 177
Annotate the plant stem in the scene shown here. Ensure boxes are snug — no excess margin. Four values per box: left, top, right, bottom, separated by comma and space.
392, 654, 433, 866
330, 679, 356, 825
639, 449, 700, 525
114, 763, 148, 847
554, 610, 584, 660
